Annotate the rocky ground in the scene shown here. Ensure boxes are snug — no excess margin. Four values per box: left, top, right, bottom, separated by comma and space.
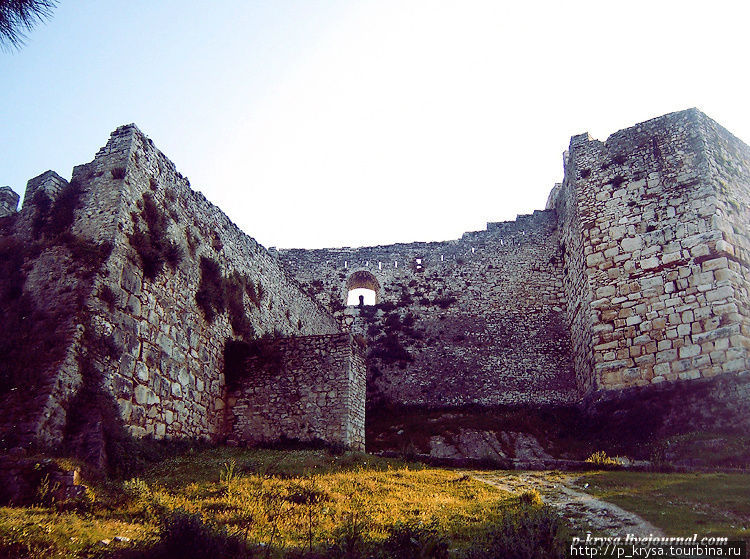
473, 471, 664, 537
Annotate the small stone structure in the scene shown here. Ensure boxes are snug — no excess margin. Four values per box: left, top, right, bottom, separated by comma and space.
228, 333, 366, 449
0, 108, 748, 459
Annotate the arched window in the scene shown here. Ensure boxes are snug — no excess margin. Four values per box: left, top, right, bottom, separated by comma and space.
345, 270, 380, 306
347, 288, 376, 306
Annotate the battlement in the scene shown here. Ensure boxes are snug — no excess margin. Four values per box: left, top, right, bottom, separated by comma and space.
23, 170, 68, 208
0, 187, 20, 218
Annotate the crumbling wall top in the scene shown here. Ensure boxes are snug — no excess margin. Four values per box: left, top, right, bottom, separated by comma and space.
22, 171, 68, 209
0, 187, 20, 218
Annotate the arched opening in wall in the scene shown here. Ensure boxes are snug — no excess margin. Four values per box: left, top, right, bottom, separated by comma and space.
347, 288, 376, 306
346, 270, 380, 306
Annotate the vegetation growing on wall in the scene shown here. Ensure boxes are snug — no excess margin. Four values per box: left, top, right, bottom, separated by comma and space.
362, 311, 414, 367
111, 166, 126, 180
129, 192, 183, 280
223, 333, 284, 389
46, 179, 84, 236
369, 334, 412, 365
31, 179, 84, 239
63, 321, 132, 473
0, 189, 113, 430
430, 295, 457, 309
0, 237, 67, 404
195, 256, 263, 338
225, 273, 254, 338
195, 256, 224, 322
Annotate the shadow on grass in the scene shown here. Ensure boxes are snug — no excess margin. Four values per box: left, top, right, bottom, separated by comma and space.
97, 502, 569, 559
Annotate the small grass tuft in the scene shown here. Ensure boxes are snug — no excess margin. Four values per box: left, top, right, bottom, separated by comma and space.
584, 450, 620, 468
518, 489, 544, 507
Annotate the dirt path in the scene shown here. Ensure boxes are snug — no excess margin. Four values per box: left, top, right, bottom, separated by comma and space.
473, 472, 665, 537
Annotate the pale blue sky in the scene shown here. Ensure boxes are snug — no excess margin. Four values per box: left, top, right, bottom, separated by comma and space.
2, 1, 750, 248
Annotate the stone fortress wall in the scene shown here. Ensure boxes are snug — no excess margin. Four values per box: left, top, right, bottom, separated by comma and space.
552, 109, 750, 397
81, 125, 343, 442
0, 108, 748, 456
282, 108, 750, 410
0, 125, 366, 451
280, 210, 578, 407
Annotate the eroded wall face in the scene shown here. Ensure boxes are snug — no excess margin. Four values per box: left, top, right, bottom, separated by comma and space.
281, 211, 578, 407
228, 333, 366, 450
555, 109, 750, 394
0, 159, 127, 446
74, 126, 341, 440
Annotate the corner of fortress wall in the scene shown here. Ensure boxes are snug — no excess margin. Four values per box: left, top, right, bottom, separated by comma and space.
0, 124, 367, 450
554, 108, 750, 401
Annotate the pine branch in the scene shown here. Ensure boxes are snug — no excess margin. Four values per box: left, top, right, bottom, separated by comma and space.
0, 0, 58, 50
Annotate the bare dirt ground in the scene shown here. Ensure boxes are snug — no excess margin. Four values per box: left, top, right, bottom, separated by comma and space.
473, 471, 665, 537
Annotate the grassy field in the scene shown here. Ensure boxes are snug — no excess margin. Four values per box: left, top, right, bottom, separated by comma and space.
3, 446, 748, 558
0, 447, 566, 558
576, 471, 750, 540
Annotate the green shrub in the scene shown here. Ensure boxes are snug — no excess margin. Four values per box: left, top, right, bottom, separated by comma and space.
30, 189, 50, 234
287, 481, 331, 552
185, 228, 199, 257
195, 256, 225, 321
244, 279, 262, 307
377, 301, 397, 312
584, 450, 619, 467
61, 232, 114, 277
122, 477, 152, 501
463, 505, 567, 559
30, 180, 84, 239
0, 232, 112, 410
611, 154, 627, 165
519, 489, 544, 507
153, 509, 247, 559
45, 179, 83, 236
431, 296, 457, 309
328, 511, 368, 558
358, 304, 376, 318
99, 284, 119, 310
369, 334, 411, 365
195, 259, 257, 335
219, 459, 238, 491
377, 520, 449, 559
226, 272, 256, 338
